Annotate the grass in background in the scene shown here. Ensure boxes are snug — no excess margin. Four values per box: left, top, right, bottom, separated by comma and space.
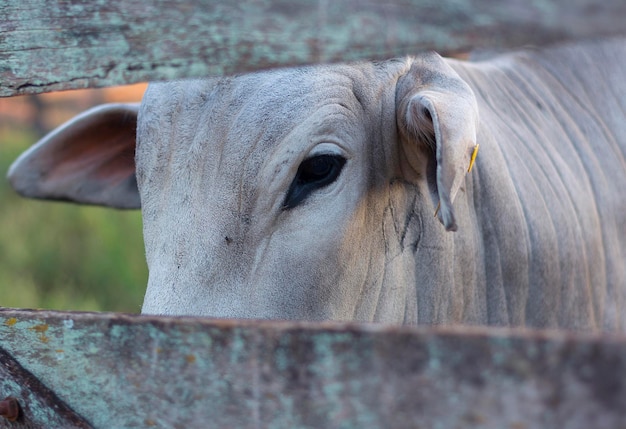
0, 128, 147, 313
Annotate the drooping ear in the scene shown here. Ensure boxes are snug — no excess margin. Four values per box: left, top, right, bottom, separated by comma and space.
396, 54, 478, 231
7, 103, 140, 209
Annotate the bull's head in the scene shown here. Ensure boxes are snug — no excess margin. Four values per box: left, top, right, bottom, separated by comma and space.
8, 54, 478, 322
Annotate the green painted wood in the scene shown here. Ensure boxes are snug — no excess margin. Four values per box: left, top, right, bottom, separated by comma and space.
0, 309, 625, 428
0, 346, 91, 428
1, 0, 626, 96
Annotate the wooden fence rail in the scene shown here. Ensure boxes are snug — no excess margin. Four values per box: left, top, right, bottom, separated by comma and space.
1, 309, 626, 429
1, 1, 626, 428
1, 0, 626, 96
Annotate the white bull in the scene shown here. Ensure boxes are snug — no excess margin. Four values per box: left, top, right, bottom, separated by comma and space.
8, 38, 626, 331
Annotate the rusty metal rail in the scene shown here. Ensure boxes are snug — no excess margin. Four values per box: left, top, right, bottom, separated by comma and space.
1, 309, 625, 428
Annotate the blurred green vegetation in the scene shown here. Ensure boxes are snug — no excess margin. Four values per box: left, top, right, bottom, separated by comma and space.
0, 128, 147, 313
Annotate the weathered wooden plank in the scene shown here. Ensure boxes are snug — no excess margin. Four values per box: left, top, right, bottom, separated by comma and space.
0, 346, 91, 428
1, 0, 626, 97
0, 309, 625, 428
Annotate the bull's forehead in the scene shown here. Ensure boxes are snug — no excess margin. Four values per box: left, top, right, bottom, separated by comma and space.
136, 64, 379, 224
141, 65, 368, 145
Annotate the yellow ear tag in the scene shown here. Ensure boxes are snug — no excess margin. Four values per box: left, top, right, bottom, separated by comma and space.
434, 201, 441, 218
434, 144, 480, 219
467, 144, 480, 173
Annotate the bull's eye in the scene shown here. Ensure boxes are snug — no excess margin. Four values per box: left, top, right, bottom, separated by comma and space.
282, 154, 346, 210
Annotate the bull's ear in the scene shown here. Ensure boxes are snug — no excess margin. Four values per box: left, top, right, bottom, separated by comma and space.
7, 103, 140, 209
396, 54, 478, 231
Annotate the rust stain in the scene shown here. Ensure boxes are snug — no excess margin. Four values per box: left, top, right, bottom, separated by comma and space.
55, 349, 64, 353
30, 323, 49, 333
464, 412, 486, 424
144, 419, 157, 427
185, 354, 196, 364
28, 324, 50, 343
4, 318, 17, 327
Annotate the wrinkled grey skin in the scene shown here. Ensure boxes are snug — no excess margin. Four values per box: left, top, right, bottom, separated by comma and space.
8, 38, 626, 331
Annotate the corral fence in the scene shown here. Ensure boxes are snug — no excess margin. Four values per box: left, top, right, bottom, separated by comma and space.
1, 1, 626, 428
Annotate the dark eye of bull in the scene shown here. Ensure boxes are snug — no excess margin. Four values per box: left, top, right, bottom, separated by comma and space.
282, 154, 347, 210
